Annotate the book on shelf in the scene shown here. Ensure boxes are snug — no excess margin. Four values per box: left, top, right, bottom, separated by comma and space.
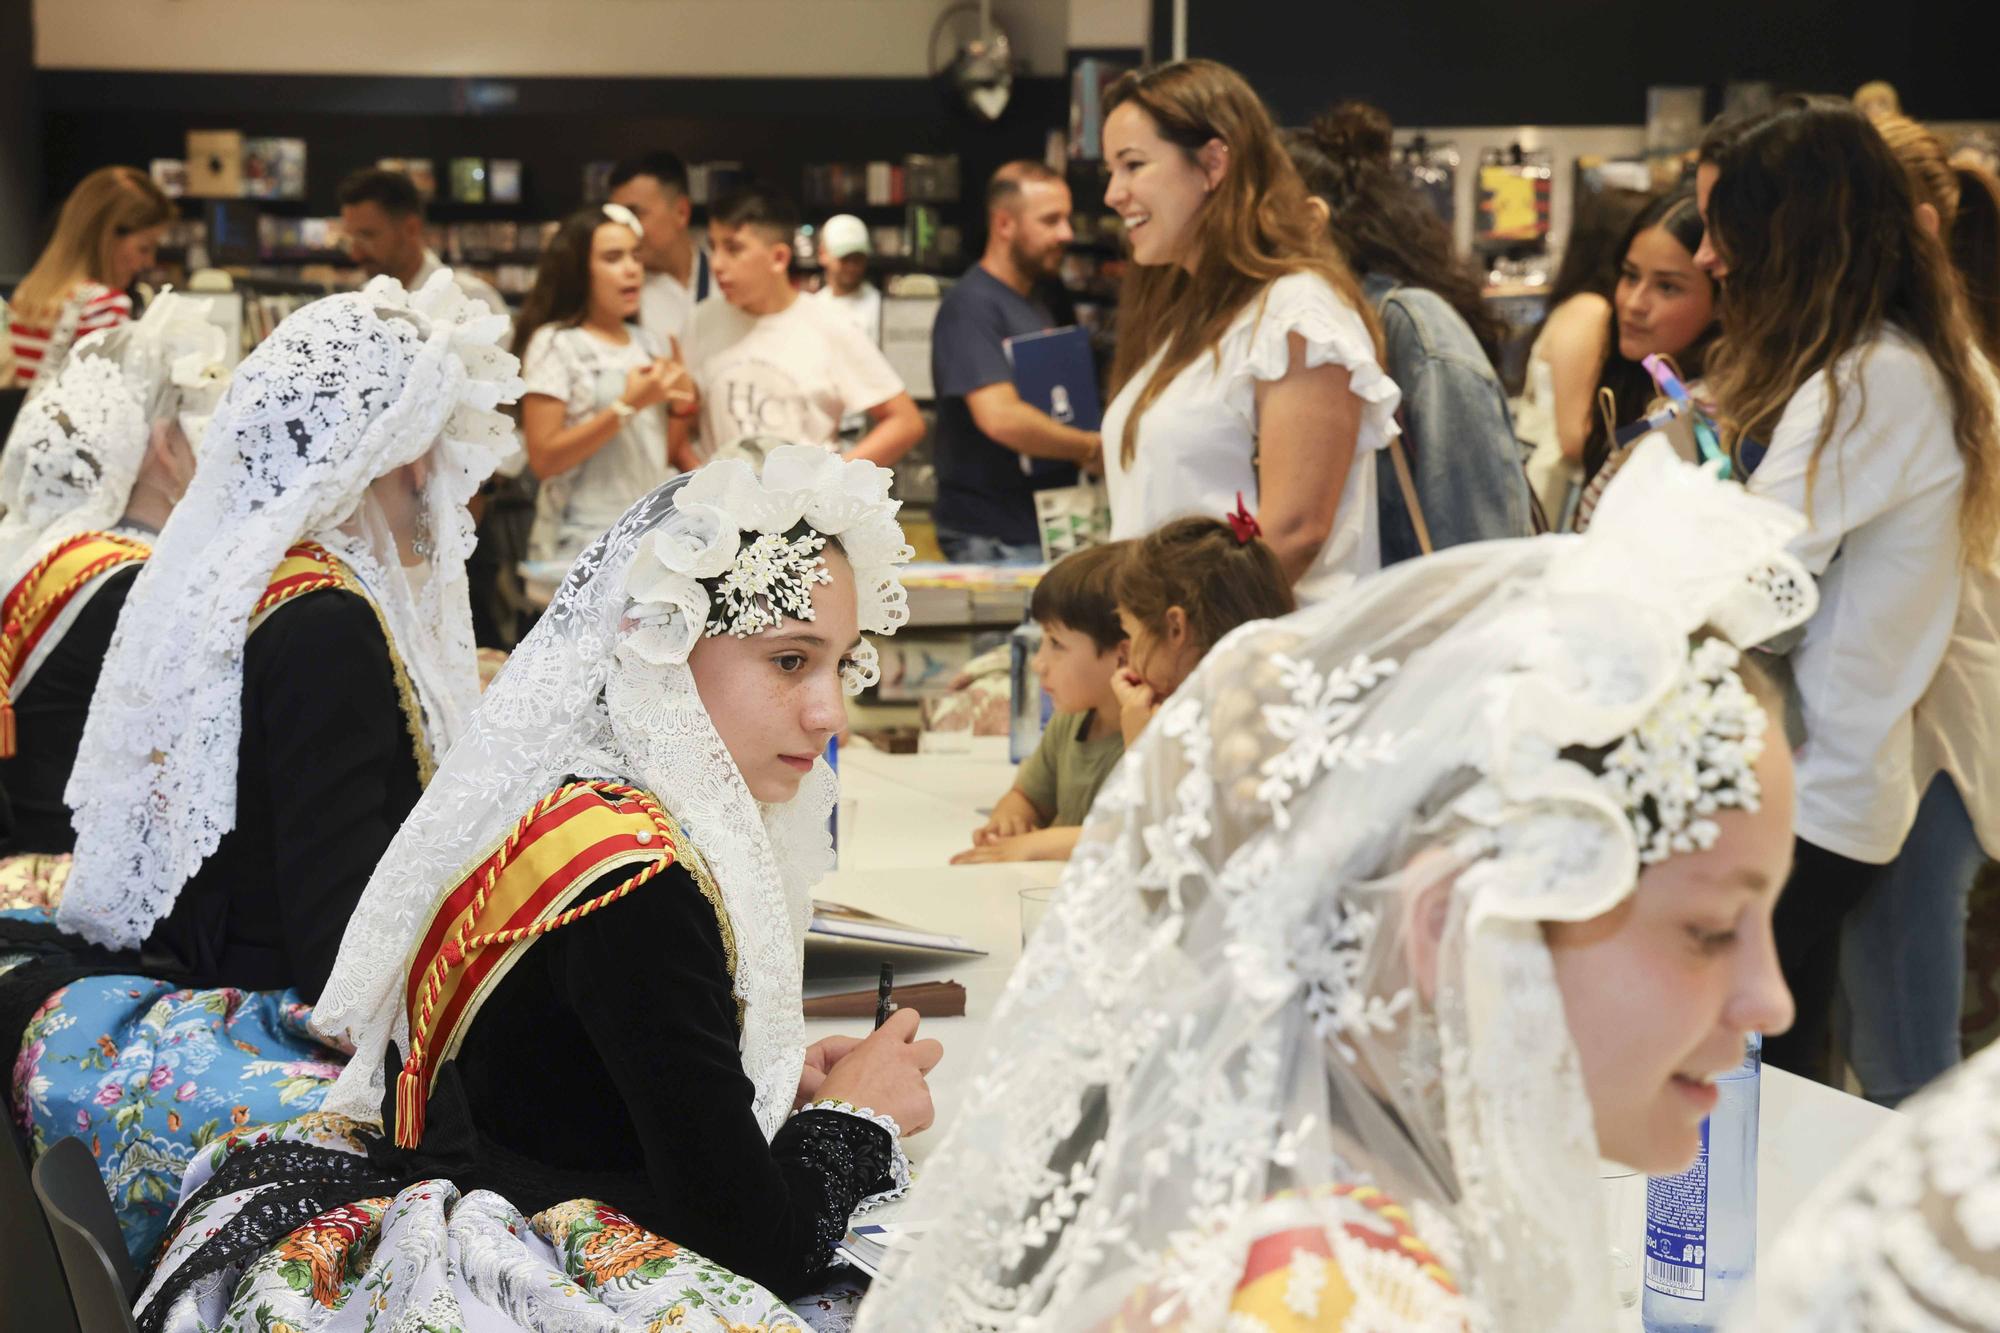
809, 901, 985, 956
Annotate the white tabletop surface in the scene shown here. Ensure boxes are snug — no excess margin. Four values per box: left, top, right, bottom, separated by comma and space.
814, 747, 1899, 1324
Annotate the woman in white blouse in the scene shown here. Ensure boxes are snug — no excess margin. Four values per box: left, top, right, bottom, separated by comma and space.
514, 205, 695, 565
1098, 59, 1400, 603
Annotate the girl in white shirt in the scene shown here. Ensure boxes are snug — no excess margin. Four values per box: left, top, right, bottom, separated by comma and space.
1836, 112, 2000, 1106
1694, 95, 2000, 1086
1097, 59, 1399, 604
514, 205, 694, 564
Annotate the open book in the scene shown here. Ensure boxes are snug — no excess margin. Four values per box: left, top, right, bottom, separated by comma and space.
809, 900, 986, 956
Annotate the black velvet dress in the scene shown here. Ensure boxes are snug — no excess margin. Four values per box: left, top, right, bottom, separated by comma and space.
0, 563, 139, 856
0, 585, 425, 1040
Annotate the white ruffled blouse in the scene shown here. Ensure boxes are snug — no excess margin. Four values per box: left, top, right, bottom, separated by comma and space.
1099, 271, 1401, 604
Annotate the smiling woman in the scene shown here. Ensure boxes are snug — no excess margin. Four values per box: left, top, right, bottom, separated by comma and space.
1096, 59, 1402, 604
132, 448, 938, 1333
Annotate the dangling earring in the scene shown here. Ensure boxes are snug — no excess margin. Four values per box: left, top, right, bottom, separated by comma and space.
412, 505, 435, 561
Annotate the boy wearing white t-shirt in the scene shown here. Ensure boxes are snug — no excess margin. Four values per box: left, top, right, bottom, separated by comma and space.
686, 184, 923, 467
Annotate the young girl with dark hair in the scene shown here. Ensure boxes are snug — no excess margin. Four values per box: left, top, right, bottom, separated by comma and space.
1110, 513, 1295, 744
1515, 185, 1651, 520
1696, 94, 2000, 1086
1838, 112, 2000, 1106
515, 206, 695, 565
1285, 103, 1533, 564
1565, 191, 1721, 530
1097, 60, 1399, 604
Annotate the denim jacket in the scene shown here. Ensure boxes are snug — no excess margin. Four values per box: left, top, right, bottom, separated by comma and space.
1365, 274, 1535, 564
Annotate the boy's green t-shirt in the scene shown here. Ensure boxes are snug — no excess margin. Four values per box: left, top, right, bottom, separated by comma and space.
1016, 710, 1126, 827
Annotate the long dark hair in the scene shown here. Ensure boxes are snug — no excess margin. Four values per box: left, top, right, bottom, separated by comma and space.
1102, 60, 1378, 467
1581, 190, 1717, 479
1282, 101, 1504, 364
1542, 185, 1651, 318
510, 210, 631, 360
1701, 95, 2000, 562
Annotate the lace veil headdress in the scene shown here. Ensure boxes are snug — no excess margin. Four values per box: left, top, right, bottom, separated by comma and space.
0, 291, 229, 585
860, 439, 1818, 1333
1750, 1035, 2000, 1330
57, 272, 523, 951
316, 444, 912, 1141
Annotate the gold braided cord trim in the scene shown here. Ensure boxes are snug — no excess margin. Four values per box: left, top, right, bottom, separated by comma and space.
395, 781, 697, 1147
249, 543, 436, 786
0, 532, 150, 689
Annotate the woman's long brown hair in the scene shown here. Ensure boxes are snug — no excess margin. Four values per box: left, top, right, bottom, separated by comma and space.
1700, 95, 2000, 564
1102, 59, 1379, 467
510, 210, 627, 361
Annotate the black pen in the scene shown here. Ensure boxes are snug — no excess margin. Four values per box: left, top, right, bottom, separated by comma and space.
874, 962, 894, 1029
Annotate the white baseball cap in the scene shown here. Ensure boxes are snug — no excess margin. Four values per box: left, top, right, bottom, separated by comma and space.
821, 214, 871, 259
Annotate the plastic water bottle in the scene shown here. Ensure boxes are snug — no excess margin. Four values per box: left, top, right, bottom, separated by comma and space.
1642, 1034, 1760, 1331
825, 735, 839, 861
1008, 617, 1050, 764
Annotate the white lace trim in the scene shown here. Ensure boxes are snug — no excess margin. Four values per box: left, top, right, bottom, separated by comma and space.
800, 1098, 914, 1214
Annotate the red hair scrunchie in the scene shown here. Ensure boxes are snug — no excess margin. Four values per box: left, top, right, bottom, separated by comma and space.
1226, 492, 1261, 545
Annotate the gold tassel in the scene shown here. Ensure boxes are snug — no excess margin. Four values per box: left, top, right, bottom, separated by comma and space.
394, 1061, 426, 1148
1, 701, 15, 759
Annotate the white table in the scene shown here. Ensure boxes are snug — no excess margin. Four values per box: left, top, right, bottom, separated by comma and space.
814, 749, 1900, 1321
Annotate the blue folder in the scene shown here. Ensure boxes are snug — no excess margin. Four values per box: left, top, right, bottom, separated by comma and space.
1004, 326, 1101, 482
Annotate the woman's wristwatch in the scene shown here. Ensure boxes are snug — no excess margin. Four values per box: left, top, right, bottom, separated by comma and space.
609, 399, 637, 421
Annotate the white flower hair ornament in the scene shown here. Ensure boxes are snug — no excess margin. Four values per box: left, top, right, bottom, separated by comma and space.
1596, 636, 1768, 864
620, 445, 912, 693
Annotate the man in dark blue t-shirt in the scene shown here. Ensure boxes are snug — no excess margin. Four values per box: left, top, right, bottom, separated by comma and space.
929, 161, 1103, 564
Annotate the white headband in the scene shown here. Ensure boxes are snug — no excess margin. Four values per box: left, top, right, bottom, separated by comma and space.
602, 201, 645, 238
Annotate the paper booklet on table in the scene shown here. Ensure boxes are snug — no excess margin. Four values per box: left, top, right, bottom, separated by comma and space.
836, 1195, 925, 1279
809, 900, 986, 956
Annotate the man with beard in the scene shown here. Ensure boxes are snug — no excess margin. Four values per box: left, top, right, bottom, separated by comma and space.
337, 169, 507, 316
929, 161, 1103, 564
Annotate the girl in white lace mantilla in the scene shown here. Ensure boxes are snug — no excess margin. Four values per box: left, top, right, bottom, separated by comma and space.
135, 446, 939, 1333
57, 271, 523, 966
859, 437, 1816, 1333
3, 272, 522, 1265
1, 292, 227, 886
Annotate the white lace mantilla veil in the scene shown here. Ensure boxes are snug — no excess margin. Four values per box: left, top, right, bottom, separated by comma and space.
56, 271, 523, 950
1748, 1038, 2000, 1331
314, 444, 913, 1142
857, 438, 1819, 1333
0, 291, 229, 585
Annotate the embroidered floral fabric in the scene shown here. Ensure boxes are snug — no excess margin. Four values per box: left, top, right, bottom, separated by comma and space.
859, 441, 1818, 1332
10, 977, 341, 1264
134, 1114, 865, 1333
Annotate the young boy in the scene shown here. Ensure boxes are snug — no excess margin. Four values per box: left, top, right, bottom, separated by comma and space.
684, 184, 924, 468
954, 542, 1128, 864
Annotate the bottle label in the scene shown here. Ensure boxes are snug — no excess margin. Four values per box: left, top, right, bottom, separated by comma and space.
1644, 1117, 1708, 1301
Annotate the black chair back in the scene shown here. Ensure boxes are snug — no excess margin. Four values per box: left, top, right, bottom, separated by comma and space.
30, 1135, 137, 1333
1, 1116, 80, 1333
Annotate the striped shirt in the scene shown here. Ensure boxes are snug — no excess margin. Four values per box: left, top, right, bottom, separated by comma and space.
9, 283, 133, 387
